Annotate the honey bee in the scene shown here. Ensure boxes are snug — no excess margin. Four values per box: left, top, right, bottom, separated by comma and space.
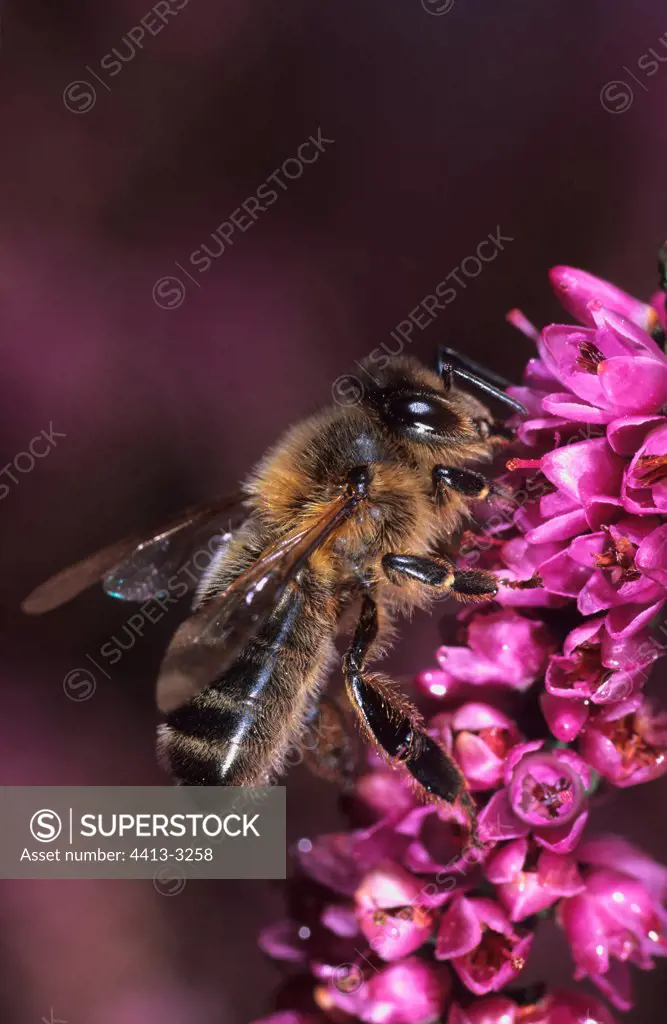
22, 348, 528, 845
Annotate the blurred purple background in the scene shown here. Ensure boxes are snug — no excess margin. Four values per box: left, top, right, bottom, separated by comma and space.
2, 0, 667, 1020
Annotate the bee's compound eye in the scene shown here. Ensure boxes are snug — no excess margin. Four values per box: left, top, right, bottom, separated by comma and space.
382, 392, 457, 439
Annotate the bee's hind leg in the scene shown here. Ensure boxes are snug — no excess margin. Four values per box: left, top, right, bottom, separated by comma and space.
342, 593, 482, 848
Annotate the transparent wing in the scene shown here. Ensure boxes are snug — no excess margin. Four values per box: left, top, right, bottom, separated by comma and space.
22, 494, 249, 614
156, 491, 361, 713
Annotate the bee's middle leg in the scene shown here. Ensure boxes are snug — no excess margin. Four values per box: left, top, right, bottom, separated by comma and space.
382, 552, 499, 602
342, 593, 481, 845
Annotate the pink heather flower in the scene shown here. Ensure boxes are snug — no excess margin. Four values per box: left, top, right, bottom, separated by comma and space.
544, 618, 659, 707
322, 957, 452, 1024
539, 693, 590, 744
538, 307, 667, 418
623, 420, 667, 515
510, 438, 625, 539
355, 861, 436, 959
546, 516, 667, 638
578, 694, 667, 787
397, 799, 481, 878
558, 867, 667, 1010
449, 987, 617, 1024
577, 834, 667, 900
549, 264, 661, 335
435, 895, 533, 994
354, 765, 418, 820
484, 838, 585, 921
479, 745, 589, 854
428, 703, 521, 791
432, 608, 556, 692
258, 908, 363, 986
545, 988, 618, 1024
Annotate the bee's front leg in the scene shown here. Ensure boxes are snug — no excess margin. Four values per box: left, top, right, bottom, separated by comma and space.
342, 593, 482, 848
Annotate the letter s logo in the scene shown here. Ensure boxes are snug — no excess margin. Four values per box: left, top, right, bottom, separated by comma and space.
30, 809, 63, 842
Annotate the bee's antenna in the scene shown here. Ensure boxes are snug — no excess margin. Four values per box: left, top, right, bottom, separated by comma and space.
437, 345, 514, 390
451, 366, 527, 416
436, 347, 527, 416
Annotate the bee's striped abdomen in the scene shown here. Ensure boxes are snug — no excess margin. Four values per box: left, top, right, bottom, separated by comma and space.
157, 581, 334, 785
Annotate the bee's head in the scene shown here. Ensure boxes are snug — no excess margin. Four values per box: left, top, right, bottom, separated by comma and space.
360, 355, 500, 454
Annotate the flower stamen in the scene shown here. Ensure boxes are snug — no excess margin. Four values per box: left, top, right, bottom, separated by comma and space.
506, 457, 543, 471
593, 529, 642, 583
635, 453, 667, 486
468, 927, 523, 982
603, 713, 666, 776
575, 341, 605, 373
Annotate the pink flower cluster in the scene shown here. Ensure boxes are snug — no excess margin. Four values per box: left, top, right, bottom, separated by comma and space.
253, 264, 667, 1023
453, 265, 667, 787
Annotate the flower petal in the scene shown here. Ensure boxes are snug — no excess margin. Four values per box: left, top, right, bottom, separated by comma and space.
543, 392, 614, 424
478, 791, 528, 846
435, 896, 483, 959
540, 692, 589, 741
484, 839, 529, 885
542, 439, 624, 506
598, 355, 667, 413
550, 265, 659, 334
607, 414, 665, 456
606, 598, 666, 639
